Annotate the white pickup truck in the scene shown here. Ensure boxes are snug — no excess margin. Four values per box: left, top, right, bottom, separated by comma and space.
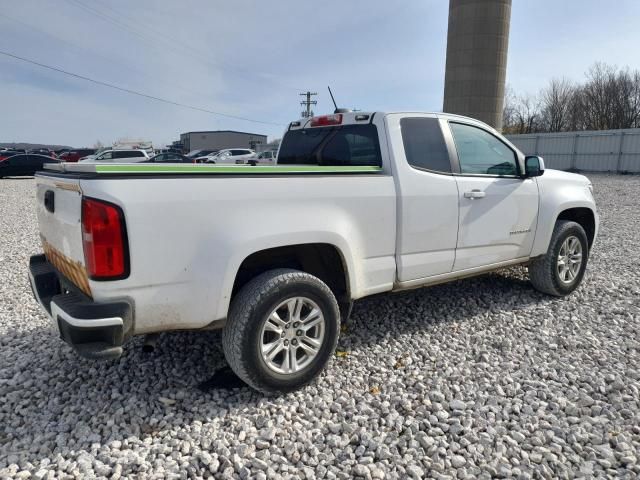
29, 111, 598, 393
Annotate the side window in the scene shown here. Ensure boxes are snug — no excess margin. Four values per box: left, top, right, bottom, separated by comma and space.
400, 117, 451, 173
449, 123, 518, 176
28, 155, 44, 166
115, 151, 143, 158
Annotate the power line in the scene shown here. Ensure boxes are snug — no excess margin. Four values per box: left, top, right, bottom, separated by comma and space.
0, 50, 285, 126
0, 12, 210, 101
63, 0, 304, 92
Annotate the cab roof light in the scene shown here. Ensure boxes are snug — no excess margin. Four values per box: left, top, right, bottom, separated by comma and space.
310, 114, 343, 127
355, 114, 370, 121
290, 121, 301, 127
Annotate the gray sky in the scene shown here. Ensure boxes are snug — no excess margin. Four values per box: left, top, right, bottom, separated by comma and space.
1, 0, 639, 147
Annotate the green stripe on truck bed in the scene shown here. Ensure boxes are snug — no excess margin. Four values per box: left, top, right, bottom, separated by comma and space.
94, 164, 383, 174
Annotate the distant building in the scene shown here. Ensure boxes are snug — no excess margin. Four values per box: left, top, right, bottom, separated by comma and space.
255, 138, 281, 153
179, 130, 268, 153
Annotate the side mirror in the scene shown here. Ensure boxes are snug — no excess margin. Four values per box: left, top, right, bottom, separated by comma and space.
524, 155, 545, 177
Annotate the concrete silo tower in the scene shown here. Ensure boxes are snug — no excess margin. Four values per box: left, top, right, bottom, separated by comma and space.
443, 0, 512, 130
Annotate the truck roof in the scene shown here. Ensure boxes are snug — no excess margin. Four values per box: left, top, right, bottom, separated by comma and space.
287, 111, 496, 133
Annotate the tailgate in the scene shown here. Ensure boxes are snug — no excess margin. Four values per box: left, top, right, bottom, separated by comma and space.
35, 174, 91, 296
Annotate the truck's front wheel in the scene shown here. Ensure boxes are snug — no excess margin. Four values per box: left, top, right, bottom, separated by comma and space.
222, 269, 340, 393
528, 220, 589, 296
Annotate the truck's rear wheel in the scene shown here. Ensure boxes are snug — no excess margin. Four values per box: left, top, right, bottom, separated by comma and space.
528, 220, 589, 296
222, 269, 340, 393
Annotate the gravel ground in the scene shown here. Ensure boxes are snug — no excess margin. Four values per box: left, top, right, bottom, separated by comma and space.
1, 174, 639, 479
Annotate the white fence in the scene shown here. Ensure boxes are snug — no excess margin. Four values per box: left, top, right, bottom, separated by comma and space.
506, 129, 640, 173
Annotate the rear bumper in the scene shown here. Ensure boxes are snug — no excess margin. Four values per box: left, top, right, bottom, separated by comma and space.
29, 254, 132, 360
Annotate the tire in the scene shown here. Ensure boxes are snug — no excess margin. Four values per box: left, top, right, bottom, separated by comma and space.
222, 268, 340, 394
528, 220, 589, 296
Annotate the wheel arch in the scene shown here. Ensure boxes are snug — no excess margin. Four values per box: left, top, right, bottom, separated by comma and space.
556, 207, 596, 247
531, 200, 598, 258
230, 243, 353, 319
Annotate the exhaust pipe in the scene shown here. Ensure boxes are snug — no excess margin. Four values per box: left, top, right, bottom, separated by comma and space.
142, 333, 161, 353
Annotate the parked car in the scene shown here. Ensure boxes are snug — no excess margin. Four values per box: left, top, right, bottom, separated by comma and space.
0, 149, 26, 161
201, 148, 255, 164
112, 141, 154, 158
0, 154, 59, 177
186, 149, 216, 159
78, 147, 110, 162
188, 150, 218, 163
254, 150, 277, 164
59, 149, 96, 163
146, 152, 192, 163
29, 111, 598, 393
28, 148, 57, 158
78, 149, 149, 163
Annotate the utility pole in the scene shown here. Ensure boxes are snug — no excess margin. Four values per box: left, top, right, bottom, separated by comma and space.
299, 91, 317, 118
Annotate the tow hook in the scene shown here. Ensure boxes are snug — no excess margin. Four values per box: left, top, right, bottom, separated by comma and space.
142, 333, 161, 353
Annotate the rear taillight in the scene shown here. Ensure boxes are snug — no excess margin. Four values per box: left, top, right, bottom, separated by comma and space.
310, 114, 342, 127
81, 197, 128, 280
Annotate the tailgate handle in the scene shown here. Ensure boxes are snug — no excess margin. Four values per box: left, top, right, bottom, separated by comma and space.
44, 190, 55, 213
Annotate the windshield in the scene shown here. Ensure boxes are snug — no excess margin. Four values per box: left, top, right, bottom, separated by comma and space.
278, 124, 382, 166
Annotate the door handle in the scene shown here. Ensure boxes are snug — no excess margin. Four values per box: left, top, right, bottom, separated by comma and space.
464, 189, 486, 199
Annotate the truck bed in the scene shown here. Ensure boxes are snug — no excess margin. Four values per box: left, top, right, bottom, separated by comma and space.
34, 165, 397, 335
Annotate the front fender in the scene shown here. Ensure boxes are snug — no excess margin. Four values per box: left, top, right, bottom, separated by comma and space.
530, 172, 598, 257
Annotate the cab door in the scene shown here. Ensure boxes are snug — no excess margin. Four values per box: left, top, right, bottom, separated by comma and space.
389, 115, 460, 281
447, 121, 539, 271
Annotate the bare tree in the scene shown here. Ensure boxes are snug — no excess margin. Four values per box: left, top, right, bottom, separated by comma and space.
566, 86, 587, 131
502, 85, 518, 133
515, 94, 541, 134
93, 140, 104, 149
540, 78, 576, 132
502, 88, 541, 134
506, 62, 640, 133
581, 63, 617, 130
610, 68, 640, 128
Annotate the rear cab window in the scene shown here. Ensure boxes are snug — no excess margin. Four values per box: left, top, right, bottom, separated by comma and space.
400, 117, 451, 173
278, 124, 382, 167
